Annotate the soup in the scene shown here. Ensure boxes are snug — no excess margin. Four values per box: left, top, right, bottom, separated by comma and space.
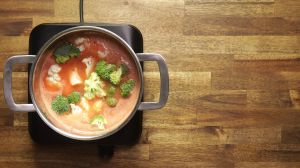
32, 32, 141, 137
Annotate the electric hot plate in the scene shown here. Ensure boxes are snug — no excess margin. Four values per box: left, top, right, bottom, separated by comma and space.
27, 23, 143, 157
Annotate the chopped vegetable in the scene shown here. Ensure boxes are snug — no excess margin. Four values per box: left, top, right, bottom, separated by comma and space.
84, 72, 106, 100
82, 57, 94, 76
46, 64, 62, 89
80, 97, 90, 111
54, 44, 80, 63
55, 56, 69, 64
106, 86, 118, 107
109, 64, 129, 85
120, 79, 136, 97
97, 50, 109, 58
93, 100, 103, 112
107, 86, 116, 96
48, 64, 61, 76
70, 103, 82, 115
120, 63, 128, 76
106, 97, 118, 107
90, 115, 107, 129
74, 37, 85, 45
67, 91, 81, 104
109, 68, 122, 85
51, 95, 70, 114
95, 61, 116, 80
70, 68, 82, 86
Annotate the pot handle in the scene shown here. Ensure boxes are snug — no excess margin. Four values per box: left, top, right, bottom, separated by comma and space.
4, 55, 36, 112
137, 53, 169, 110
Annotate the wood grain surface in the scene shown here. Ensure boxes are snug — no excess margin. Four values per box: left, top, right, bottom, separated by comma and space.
1, 0, 300, 167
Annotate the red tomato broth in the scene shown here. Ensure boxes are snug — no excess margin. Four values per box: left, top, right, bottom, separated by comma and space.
34, 33, 141, 137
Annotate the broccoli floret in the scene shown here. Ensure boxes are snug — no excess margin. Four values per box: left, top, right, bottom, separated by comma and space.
120, 63, 128, 76
54, 44, 80, 64
107, 86, 116, 96
106, 97, 118, 107
109, 64, 129, 85
55, 56, 70, 64
109, 64, 128, 85
51, 95, 70, 114
90, 115, 107, 129
120, 79, 136, 97
109, 68, 122, 85
95, 61, 116, 80
67, 91, 81, 104
84, 72, 106, 100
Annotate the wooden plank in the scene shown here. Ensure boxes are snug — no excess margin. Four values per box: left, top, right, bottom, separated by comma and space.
289, 90, 300, 108
0, 108, 13, 127
197, 90, 247, 109
144, 54, 235, 72
184, 17, 300, 35
0, 162, 89, 168
13, 112, 28, 127
281, 126, 300, 144
0, 0, 54, 18
147, 127, 281, 145
1, 161, 297, 168
0, 160, 236, 168
232, 60, 300, 72
143, 72, 210, 128
0, 72, 28, 108
181, 36, 300, 55
197, 108, 300, 128
144, 71, 211, 101
0, 36, 28, 53
85, 0, 184, 38
233, 144, 300, 161
234, 54, 300, 60
235, 162, 300, 168
150, 144, 234, 163
247, 90, 292, 108
185, 3, 274, 17
146, 54, 300, 72
0, 18, 32, 36
0, 127, 31, 145
275, 0, 300, 17
145, 89, 247, 129
212, 70, 300, 90
185, 0, 275, 4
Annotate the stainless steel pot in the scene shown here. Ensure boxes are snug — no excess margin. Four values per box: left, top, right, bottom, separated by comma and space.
3, 26, 169, 140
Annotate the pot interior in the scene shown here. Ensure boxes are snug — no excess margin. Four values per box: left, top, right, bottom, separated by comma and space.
31, 27, 142, 140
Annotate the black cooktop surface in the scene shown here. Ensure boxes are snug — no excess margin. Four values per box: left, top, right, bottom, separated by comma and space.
28, 23, 144, 152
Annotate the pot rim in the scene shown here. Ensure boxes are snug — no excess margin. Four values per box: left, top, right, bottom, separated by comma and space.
29, 26, 144, 141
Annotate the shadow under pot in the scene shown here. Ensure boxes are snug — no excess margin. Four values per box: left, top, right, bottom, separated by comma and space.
4, 26, 169, 141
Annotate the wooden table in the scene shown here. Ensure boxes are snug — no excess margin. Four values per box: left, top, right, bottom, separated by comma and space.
1, 0, 300, 167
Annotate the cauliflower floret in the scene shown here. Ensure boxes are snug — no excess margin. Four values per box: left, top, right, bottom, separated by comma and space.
46, 64, 62, 87
82, 57, 93, 76
97, 44, 109, 58
84, 72, 106, 100
78, 45, 85, 52
48, 64, 61, 76
70, 103, 83, 115
75, 37, 85, 45
53, 74, 61, 81
80, 97, 89, 111
47, 76, 61, 85
97, 50, 109, 58
70, 68, 82, 86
